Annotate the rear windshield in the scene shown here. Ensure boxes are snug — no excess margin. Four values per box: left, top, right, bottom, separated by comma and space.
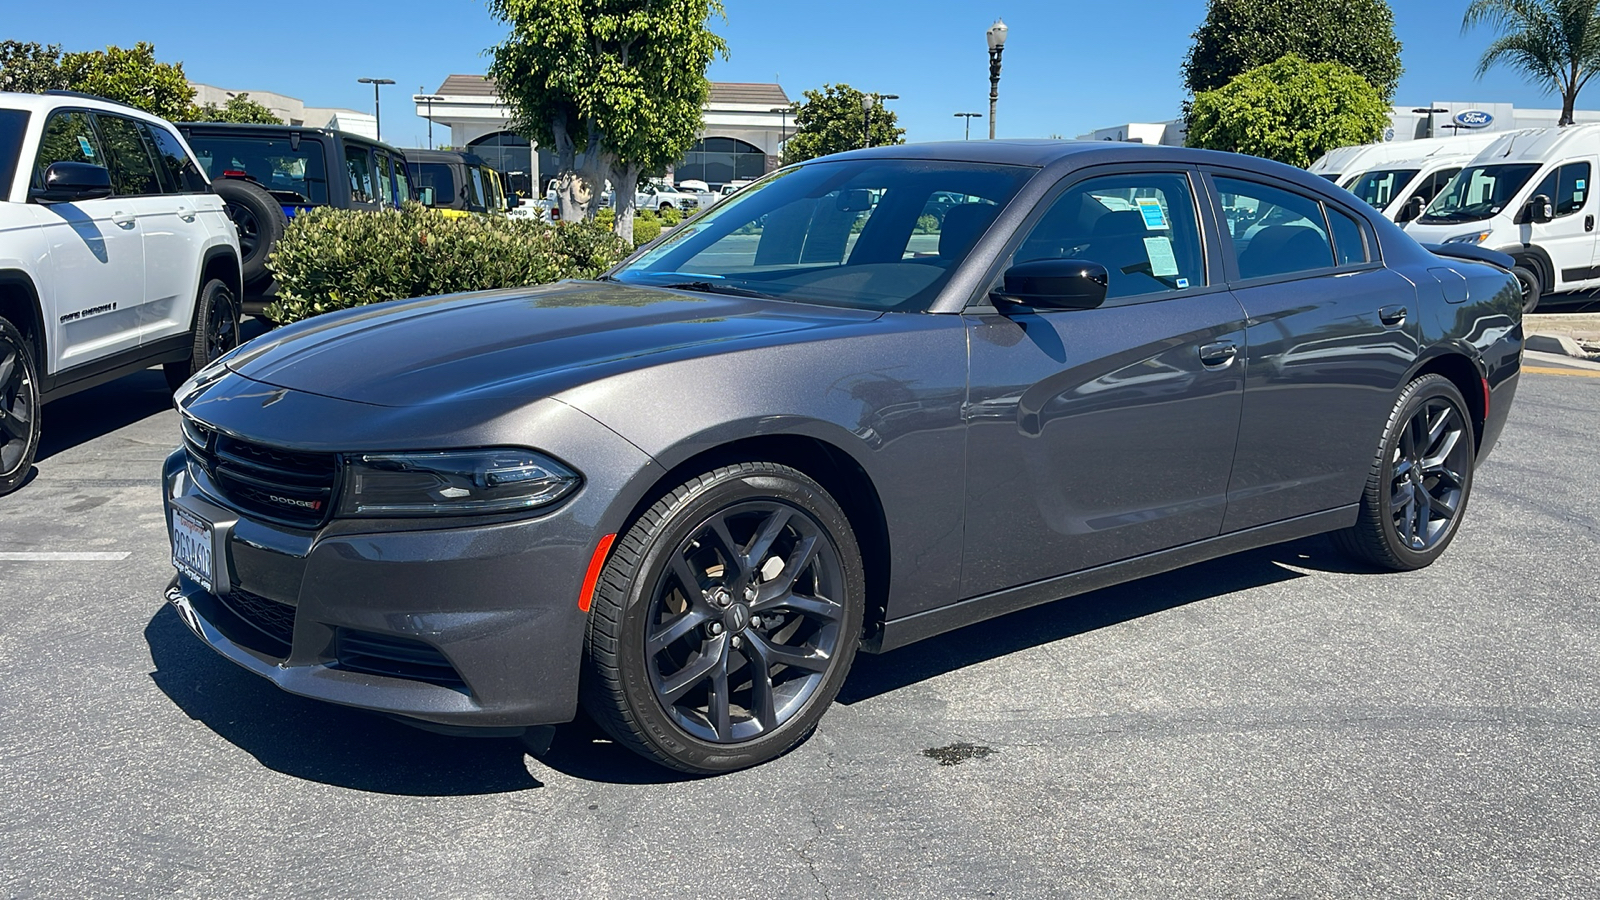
185, 133, 329, 205
1345, 168, 1420, 211
0, 109, 29, 198
1419, 163, 1540, 224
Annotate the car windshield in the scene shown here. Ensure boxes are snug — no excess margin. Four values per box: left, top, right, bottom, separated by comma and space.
1345, 168, 1420, 210
1418, 163, 1540, 224
185, 133, 329, 205
612, 159, 1035, 312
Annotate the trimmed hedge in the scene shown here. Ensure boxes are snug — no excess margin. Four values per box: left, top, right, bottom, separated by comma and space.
264, 203, 632, 325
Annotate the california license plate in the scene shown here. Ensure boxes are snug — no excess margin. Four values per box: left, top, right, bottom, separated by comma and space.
170, 507, 215, 593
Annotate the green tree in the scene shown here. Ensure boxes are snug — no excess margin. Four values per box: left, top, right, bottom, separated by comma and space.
0, 41, 67, 93
192, 92, 283, 124
782, 83, 905, 165
1182, 0, 1403, 104
1465, 0, 1600, 125
56, 42, 195, 122
1186, 54, 1391, 167
488, 0, 728, 243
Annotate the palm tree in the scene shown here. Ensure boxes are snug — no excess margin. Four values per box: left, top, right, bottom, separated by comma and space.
1464, 0, 1600, 125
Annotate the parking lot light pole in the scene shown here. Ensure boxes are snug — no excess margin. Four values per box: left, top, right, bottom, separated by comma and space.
770, 105, 791, 158
418, 91, 443, 149
358, 77, 396, 142
1413, 106, 1448, 139
955, 112, 982, 140
987, 19, 1008, 139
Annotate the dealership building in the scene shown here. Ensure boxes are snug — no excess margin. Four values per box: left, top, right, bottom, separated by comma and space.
415, 76, 792, 197
1080, 100, 1600, 147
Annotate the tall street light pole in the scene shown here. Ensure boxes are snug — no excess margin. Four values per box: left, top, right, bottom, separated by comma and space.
1412, 106, 1448, 140
769, 105, 791, 159
862, 93, 898, 148
419, 91, 443, 149
987, 19, 1008, 139
955, 112, 982, 140
358, 77, 395, 142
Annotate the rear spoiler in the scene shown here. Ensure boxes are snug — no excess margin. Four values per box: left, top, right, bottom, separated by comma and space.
1420, 242, 1515, 272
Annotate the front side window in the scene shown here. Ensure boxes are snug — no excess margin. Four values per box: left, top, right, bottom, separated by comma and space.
1419, 163, 1541, 224
613, 159, 1034, 312
1346, 168, 1420, 211
1214, 176, 1335, 279
345, 143, 374, 203
1528, 161, 1591, 217
142, 123, 208, 193
95, 114, 163, 196
32, 110, 103, 190
1009, 172, 1205, 300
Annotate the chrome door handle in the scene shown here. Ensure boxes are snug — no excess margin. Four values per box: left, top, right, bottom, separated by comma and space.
1198, 341, 1238, 368
1379, 305, 1408, 327
111, 211, 136, 228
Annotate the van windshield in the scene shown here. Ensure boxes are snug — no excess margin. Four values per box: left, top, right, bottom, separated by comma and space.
1418, 163, 1540, 224
1346, 168, 1420, 211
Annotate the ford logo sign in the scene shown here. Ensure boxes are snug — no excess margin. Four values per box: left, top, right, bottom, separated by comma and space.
1454, 110, 1494, 129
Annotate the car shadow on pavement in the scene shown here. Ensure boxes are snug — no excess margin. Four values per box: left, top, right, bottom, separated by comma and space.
144, 605, 545, 795
35, 368, 175, 462
837, 534, 1352, 704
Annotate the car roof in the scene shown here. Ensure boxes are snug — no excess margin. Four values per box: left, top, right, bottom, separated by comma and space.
402, 148, 490, 166
176, 120, 407, 154
0, 90, 179, 128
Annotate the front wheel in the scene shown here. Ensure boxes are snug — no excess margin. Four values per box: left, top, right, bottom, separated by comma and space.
582, 462, 865, 774
1335, 374, 1476, 570
0, 317, 42, 496
1512, 264, 1541, 314
164, 279, 240, 393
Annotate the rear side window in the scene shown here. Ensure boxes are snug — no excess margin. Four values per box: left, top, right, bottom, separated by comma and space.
1215, 176, 1335, 279
345, 143, 374, 203
95, 114, 163, 196
32, 110, 103, 190
374, 150, 395, 207
414, 162, 455, 206
0, 109, 29, 198
393, 157, 410, 202
1328, 207, 1369, 265
143, 124, 208, 193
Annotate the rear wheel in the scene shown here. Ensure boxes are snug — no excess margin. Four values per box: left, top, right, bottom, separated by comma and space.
1335, 374, 1475, 570
0, 317, 41, 496
1512, 264, 1541, 314
214, 178, 287, 287
164, 279, 240, 393
582, 462, 865, 774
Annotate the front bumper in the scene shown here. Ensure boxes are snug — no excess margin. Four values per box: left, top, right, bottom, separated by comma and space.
159, 380, 659, 730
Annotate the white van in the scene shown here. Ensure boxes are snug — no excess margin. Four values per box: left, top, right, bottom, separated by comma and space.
1404, 124, 1600, 312
1333, 134, 1503, 224
1307, 144, 1372, 183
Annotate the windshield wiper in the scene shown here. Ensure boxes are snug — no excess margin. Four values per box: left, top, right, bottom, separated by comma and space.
652, 280, 783, 301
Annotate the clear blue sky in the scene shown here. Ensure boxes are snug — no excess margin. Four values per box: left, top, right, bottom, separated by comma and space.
3, 0, 1579, 148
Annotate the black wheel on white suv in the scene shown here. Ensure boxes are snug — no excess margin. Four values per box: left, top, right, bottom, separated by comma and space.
0, 317, 41, 497
164, 279, 240, 393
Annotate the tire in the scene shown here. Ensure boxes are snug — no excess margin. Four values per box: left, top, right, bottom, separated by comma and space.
213, 178, 287, 287
1334, 374, 1476, 571
0, 317, 42, 496
164, 279, 240, 393
582, 462, 866, 774
1512, 264, 1541, 314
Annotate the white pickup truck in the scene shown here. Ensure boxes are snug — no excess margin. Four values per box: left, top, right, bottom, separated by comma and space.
0, 91, 241, 495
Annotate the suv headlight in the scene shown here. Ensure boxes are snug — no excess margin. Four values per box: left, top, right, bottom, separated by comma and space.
1443, 230, 1492, 245
340, 449, 580, 517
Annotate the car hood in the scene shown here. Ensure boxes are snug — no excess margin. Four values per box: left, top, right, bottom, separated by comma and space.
225, 281, 880, 407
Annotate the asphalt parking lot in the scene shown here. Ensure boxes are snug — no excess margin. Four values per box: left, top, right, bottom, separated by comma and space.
1, 352, 1596, 899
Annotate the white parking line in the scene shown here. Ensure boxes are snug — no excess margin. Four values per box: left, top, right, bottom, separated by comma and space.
0, 552, 133, 561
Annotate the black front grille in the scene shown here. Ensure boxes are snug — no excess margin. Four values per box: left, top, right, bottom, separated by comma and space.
217, 588, 296, 654
183, 417, 338, 527
336, 629, 467, 691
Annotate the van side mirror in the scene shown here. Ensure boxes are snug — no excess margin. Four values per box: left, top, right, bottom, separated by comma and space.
30, 161, 113, 203
1399, 195, 1426, 223
993, 259, 1110, 310
1523, 194, 1555, 224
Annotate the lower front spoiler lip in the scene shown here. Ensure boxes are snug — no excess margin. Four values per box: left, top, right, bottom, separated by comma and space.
164, 575, 507, 729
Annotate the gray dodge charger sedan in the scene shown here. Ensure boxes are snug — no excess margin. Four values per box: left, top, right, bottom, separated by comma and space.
164, 141, 1522, 773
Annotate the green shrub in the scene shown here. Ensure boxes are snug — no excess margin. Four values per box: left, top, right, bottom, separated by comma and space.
264, 203, 630, 325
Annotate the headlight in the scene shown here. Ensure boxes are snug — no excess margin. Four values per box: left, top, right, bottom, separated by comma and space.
1443, 230, 1492, 245
340, 449, 581, 517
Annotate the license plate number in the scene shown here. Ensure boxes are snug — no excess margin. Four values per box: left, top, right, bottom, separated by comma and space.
171, 507, 214, 593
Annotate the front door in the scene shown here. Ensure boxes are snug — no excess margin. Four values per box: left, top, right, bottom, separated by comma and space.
1523, 159, 1597, 290
961, 169, 1247, 598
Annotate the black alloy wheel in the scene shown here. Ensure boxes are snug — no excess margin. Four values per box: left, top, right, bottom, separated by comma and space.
0, 317, 41, 496
1337, 374, 1476, 570
165, 279, 241, 393
583, 462, 865, 773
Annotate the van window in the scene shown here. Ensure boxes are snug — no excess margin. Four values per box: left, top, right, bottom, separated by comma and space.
1419, 163, 1540, 224
1346, 168, 1419, 211
1529, 162, 1591, 217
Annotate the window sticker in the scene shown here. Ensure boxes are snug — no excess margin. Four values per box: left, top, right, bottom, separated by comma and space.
77, 136, 95, 158
1135, 197, 1167, 230
1578, 180, 1587, 190
1176, 277, 1190, 289
1144, 236, 1180, 277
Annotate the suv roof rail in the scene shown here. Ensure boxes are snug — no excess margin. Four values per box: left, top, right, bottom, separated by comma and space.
42, 89, 145, 113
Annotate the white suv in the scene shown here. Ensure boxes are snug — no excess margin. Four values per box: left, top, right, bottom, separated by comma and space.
0, 91, 241, 495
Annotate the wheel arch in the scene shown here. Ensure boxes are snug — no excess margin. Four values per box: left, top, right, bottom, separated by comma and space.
1496, 243, 1553, 291
1408, 350, 1488, 452
617, 432, 894, 646
199, 244, 243, 305
0, 270, 47, 371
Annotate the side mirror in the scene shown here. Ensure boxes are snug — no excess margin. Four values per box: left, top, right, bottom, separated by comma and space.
30, 161, 112, 203
416, 186, 435, 206
1524, 194, 1555, 224
994, 259, 1110, 310
1399, 195, 1426, 223
506, 195, 522, 209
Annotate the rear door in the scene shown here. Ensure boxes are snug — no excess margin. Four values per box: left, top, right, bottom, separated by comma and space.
1204, 171, 1419, 532
961, 166, 1248, 597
